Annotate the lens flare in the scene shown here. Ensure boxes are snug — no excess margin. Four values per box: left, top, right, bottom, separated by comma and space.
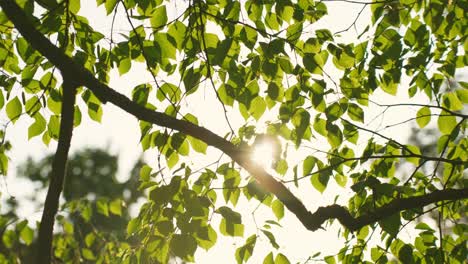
251, 142, 274, 169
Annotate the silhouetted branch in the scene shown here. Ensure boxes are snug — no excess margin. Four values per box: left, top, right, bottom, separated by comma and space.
36, 80, 77, 264
311, 188, 468, 231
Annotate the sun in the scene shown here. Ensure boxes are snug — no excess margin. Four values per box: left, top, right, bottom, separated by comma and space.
251, 142, 274, 169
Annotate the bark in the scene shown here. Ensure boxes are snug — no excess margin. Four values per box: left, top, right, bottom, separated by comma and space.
36, 81, 77, 264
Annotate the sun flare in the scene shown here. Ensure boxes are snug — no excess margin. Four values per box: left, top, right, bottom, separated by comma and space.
251, 142, 274, 169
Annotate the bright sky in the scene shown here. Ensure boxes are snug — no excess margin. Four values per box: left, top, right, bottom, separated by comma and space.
0, 1, 447, 263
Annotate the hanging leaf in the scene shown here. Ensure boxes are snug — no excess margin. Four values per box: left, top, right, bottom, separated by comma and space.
6, 97, 22, 123
416, 106, 431, 128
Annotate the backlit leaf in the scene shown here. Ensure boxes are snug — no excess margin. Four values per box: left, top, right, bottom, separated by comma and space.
416, 106, 431, 128
28, 113, 46, 139
151, 5, 168, 29
437, 111, 457, 135
6, 97, 22, 123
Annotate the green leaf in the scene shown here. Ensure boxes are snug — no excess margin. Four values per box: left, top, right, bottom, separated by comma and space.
170, 133, 189, 156
19, 225, 33, 245
313, 117, 327, 136
170, 234, 197, 260
166, 152, 179, 168
109, 199, 122, 216
82, 248, 96, 261
347, 103, 364, 122
28, 113, 46, 139
442, 92, 464, 111
157, 82, 181, 102
416, 106, 431, 128
303, 53, 326, 75
455, 89, 468, 103
379, 213, 401, 236
380, 72, 398, 95
286, 22, 302, 43
263, 252, 274, 264
303, 156, 316, 177
249, 97, 266, 120
0, 91, 4, 109
47, 115, 60, 139
275, 253, 290, 264
183, 67, 201, 94
415, 222, 433, 230
88, 103, 103, 122
118, 58, 131, 75
188, 136, 207, 154
271, 199, 284, 220
371, 247, 386, 262
218, 207, 244, 237
324, 255, 336, 264
265, 12, 279, 30
398, 244, 414, 263
85, 233, 95, 247
151, 5, 168, 29
316, 29, 334, 43
74, 105, 81, 127
218, 84, 234, 106
326, 123, 343, 148
334, 174, 347, 187
240, 27, 258, 49
274, 159, 288, 175
235, 235, 256, 264
197, 225, 217, 250
218, 206, 242, 223
96, 198, 109, 217
156, 33, 176, 60
104, 0, 118, 14
6, 97, 22, 123
25, 96, 41, 116
168, 21, 187, 50
69, 0, 80, 14
63, 220, 74, 234
261, 230, 279, 249
311, 173, 328, 193
325, 102, 345, 122
47, 91, 61, 115
80, 203, 92, 222
139, 164, 152, 181
437, 111, 457, 135
82, 90, 103, 123
220, 218, 244, 237
405, 145, 421, 165
132, 84, 150, 105
127, 218, 139, 235
278, 5, 294, 22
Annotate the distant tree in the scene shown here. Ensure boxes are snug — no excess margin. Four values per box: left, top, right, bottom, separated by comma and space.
18, 148, 141, 204
0, 0, 466, 263
1, 148, 143, 263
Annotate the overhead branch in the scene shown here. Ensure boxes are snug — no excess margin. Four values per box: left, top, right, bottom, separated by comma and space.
36, 80, 77, 264
309, 188, 468, 231
1, 0, 467, 239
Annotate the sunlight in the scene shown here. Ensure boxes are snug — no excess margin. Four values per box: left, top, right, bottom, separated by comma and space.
251, 142, 274, 169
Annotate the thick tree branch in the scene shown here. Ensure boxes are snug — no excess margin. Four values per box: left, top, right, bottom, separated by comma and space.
36, 80, 77, 264
2, 1, 467, 242
310, 188, 468, 231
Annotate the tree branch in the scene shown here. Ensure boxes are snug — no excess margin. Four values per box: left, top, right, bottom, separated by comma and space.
36, 80, 77, 264
2, 1, 467, 241
313, 188, 468, 231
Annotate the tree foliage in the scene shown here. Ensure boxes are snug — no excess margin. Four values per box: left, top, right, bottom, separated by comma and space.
2, 148, 143, 263
0, 0, 466, 263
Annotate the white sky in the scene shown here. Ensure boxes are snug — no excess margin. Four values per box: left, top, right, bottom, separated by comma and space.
0, 1, 454, 263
